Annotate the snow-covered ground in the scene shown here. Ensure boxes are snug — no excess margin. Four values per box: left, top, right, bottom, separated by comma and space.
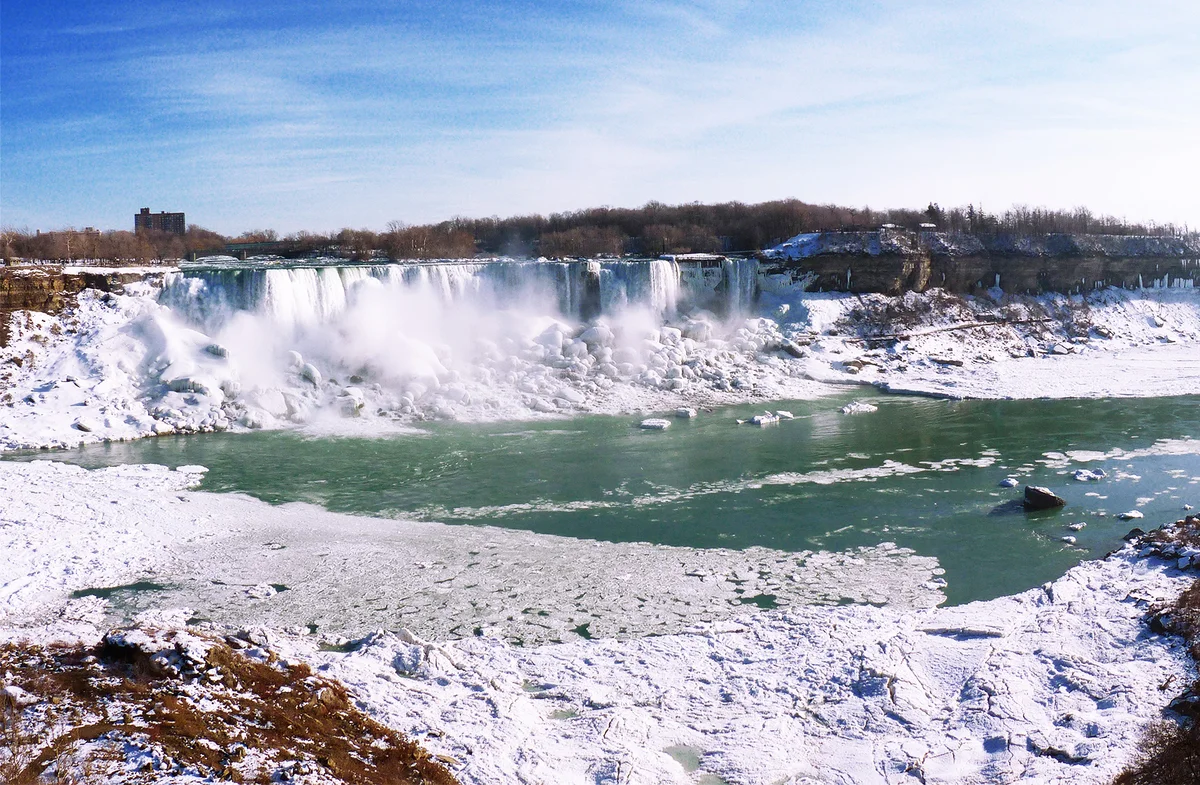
0, 459, 1195, 784
318, 551, 1192, 785
3, 270, 1199, 453
795, 287, 1200, 400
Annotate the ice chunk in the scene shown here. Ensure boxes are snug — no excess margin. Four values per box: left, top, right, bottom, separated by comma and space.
556, 387, 586, 404
579, 323, 614, 347
246, 583, 278, 599
300, 363, 322, 387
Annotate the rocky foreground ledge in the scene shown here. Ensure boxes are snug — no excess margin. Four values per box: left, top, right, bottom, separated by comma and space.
3, 516, 1200, 784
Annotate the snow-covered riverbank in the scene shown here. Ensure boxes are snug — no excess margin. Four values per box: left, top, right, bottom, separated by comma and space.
3, 269, 1199, 452
1, 459, 1195, 784
796, 287, 1200, 400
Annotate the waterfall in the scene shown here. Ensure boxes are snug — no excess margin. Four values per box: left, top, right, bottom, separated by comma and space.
721, 257, 759, 314
650, 259, 680, 318
162, 257, 760, 331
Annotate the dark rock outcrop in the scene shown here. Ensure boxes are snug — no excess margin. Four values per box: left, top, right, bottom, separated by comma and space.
1024, 485, 1067, 510
0, 266, 155, 346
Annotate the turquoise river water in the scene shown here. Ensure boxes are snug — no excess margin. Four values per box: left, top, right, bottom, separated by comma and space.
9, 392, 1199, 606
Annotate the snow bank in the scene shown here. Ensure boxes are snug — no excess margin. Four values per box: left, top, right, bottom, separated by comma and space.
791, 286, 1200, 400
313, 545, 1191, 784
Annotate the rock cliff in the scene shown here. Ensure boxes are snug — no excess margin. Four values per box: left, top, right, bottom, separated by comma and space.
763, 230, 1200, 295
0, 267, 153, 346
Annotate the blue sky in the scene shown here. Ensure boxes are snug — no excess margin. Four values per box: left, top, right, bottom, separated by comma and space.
2, 0, 1198, 234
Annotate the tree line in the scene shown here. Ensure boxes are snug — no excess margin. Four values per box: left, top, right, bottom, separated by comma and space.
0, 226, 227, 265
3, 200, 1193, 263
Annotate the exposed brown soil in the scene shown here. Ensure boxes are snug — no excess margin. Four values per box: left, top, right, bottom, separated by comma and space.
1, 629, 460, 785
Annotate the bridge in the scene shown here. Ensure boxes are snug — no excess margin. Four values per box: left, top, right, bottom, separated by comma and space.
188, 240, 311, 261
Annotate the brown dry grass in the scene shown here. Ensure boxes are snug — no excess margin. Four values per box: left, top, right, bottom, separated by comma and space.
1, 633, 460, 785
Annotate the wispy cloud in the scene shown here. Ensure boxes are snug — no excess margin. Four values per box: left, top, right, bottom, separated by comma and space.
3, 0, 1198, 232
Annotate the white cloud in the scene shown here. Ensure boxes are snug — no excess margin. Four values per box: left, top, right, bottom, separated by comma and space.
5, 0, 1198, 232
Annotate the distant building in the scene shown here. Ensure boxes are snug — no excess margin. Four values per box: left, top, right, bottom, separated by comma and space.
135, 208, 186, 236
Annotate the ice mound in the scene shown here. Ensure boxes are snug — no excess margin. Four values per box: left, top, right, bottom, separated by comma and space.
4, 265, 1200, 452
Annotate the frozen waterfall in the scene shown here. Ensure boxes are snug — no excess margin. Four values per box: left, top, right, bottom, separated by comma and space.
160, 257, 760, 332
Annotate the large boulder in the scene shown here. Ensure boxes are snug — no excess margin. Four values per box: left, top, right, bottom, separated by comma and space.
1024, 485, 1066, 510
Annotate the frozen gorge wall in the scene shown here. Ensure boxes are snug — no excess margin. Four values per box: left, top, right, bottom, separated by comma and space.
763, 230, 1200, 295
0, 267, 153, 346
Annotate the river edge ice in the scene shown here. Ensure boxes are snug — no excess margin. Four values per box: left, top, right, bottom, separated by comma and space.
0, 461, 949, 643
0, 458, 1195, 784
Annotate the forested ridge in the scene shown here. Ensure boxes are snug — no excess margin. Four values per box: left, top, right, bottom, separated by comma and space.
3, 200, 1193, 263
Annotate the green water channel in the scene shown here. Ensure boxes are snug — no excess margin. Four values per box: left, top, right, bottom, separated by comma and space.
10, 393, 1199, 605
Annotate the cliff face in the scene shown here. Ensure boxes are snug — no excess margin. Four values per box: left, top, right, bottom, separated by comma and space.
762, 231, 1200, 296
0, 267, 151, 346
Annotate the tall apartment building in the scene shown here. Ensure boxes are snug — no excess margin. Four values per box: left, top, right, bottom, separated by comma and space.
134, 208, 186, 235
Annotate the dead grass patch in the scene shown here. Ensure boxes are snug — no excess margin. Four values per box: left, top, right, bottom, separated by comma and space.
1, 631, 459, 785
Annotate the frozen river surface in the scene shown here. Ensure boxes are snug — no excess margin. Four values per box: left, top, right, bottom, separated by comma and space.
10, 392, 1197, 634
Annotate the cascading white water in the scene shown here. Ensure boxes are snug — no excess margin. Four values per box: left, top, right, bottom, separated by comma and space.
649, 259, 681, 318
144, 257, 775, 431
722, 257, 759, 313
162, 257, 761, 332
